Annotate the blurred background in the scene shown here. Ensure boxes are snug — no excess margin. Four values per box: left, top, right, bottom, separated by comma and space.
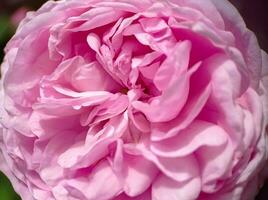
0, 0, 267, 199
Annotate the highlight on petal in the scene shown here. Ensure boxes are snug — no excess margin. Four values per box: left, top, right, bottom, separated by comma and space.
152, 175, 201, 200
54, 160, 122, 200
120, 153, 158, 196
132, 41, 193, 122
151, 120, 228, 158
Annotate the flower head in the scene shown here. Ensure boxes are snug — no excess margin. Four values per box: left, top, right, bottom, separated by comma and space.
1, 0, 268, 199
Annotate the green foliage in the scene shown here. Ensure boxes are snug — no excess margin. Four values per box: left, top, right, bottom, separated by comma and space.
0, 14, 14, 63
0, 172, 21, 200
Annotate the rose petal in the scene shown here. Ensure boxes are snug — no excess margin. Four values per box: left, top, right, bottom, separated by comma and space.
152, 175, 201, 200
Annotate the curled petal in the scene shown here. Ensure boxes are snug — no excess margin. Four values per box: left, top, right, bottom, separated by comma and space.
151, 120, 228, 157
152, 175, 201, 200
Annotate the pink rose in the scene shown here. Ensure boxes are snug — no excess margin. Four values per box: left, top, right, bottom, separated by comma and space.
1, 0, 268, 199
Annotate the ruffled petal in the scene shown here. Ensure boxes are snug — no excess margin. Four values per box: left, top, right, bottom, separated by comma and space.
53, 160, 122, 200
151, 120, 228, 157
152, 175, 201, 200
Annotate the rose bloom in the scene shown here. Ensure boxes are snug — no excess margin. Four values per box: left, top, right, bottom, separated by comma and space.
0, 0, 268, 200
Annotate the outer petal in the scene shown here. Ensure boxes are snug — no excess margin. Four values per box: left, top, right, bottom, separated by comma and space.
210, 0, 262, 89
0, 151, 35, 200
168, 0, 225, 29
53, 160, 122, 200
260, 51, 268, 125
125, 145, 199, 183
114, 189, 151, 200
151, 120, 228, 158
121, 154, 158, 197
152, 175, 201, 200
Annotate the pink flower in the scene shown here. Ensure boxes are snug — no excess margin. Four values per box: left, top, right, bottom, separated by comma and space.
1, 0, 268, 199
